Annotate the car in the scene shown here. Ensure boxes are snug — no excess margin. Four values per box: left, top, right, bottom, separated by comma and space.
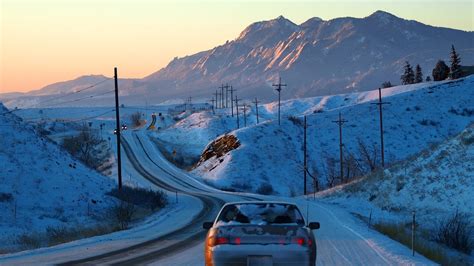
203, 201, 320, 266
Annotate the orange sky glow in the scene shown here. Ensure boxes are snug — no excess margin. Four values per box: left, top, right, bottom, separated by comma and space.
1, 0, 472, 93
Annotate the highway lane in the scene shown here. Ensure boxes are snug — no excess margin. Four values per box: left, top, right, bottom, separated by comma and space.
61, 131, 259, 265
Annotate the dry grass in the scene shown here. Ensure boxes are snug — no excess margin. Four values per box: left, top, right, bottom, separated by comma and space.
372, 221, 464, 265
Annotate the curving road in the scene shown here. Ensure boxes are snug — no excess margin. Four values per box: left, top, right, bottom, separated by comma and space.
59, 131, 259, 265
0, 130, 433, 266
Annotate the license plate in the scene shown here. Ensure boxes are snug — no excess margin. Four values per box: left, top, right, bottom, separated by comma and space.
247, 255, 273, 266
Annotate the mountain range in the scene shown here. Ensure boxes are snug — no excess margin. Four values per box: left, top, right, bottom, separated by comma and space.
1, 10, 473, 108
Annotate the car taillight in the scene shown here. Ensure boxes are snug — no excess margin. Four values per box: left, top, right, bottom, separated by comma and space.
294, 237, 312, 247
208, 235, 242, 247
215, 237, 229, 245
296, 238, 305, 246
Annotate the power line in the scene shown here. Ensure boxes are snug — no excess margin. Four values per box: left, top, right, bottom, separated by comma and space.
20, 108, 115, 122
59, 109, 115, 123
35, 78, 112, 108
40, 89, 115, 108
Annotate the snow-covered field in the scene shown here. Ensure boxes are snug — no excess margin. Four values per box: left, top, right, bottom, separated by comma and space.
316, 123, 474, 226
0, 104, 115, 251
175, 76, 474, 196
1, 76, 471, 264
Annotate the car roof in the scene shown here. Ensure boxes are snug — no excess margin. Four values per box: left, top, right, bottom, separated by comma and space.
222, 201, 298, 207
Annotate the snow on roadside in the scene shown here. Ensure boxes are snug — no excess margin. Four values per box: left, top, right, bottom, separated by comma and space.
316, 123, 474, 226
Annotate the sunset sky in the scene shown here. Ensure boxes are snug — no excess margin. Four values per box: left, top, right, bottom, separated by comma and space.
1, 0, 473, 93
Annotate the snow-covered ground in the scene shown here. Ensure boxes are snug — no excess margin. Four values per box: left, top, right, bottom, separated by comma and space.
0, 102, 205, 254
0, 111, 437, 265
2, 76, 471, 264
0, 103, 115, 251
316, 123, 474, 228
181, 76, 474, 196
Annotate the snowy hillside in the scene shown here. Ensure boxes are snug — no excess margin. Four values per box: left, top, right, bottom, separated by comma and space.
181, 76, 474, 196
0, 103, 115, 251
316, 123, 474, 222
144, 10, 474, 100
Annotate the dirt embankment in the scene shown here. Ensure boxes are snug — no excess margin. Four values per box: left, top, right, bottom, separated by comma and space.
196, 134, 240, 166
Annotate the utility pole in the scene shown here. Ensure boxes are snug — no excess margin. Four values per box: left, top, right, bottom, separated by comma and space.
217, 91, 222, 109
215, 90, 219, 109
114, 67, 122, 190
230, 86, 235, 117
188, 97, 192, 111
209, 98, 215, 114
243, 104, 248, 127
253, 97, 260, 124
371, 88, 390, 168
234, 96, 241, 129
219, 84, 225, 109
332, 112, 348, 183
224, 83, 230, 108
272, 77, 286, 126
303, 115, 307, 195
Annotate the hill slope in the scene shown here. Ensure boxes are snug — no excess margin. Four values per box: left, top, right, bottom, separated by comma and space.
188, 76, 474, 196
145, 10, 474, 100
317, 123, 473, 220
0, 103, 115, 250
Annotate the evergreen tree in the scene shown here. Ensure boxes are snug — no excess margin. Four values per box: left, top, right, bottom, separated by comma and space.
426, 76, 431, 82
432, 60, 450, 81
415, 64, 423, 83
450, 45, 462, 79
381, 81, 393, 88
401, 61, 415, 85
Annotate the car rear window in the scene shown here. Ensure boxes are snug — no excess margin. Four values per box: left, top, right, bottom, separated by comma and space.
217, 203, 305, 225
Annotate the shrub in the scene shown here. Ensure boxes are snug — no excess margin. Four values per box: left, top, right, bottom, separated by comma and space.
373, 221, 455, 264
15, 233, 41, 250
382, 81, 393, 88
256, 182, 274, 195
0, 192, 13, 202
61, 124, 103, 168
435, 210, 473, 253
130, 112, 142, 127
418, 119, 439, 127
288, 116, 303, 126
46, 226, 76, 246
432, 60, 450, 81
107, 186, 168, 211
110, 200, 136, 230
461, 135, 474, 146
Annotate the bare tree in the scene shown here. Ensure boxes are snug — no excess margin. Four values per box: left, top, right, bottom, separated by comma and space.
110, 200, 136, 230
62, 124, 102, 168
357, 138, 378, 172
323, 156, 338, 188
343, 152, 363, 182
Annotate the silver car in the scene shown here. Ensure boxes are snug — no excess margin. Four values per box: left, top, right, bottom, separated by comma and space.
203, 201, 320, 266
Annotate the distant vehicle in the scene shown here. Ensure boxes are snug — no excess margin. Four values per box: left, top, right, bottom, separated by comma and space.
203, 201, 320, 266
121, 124, 127, 130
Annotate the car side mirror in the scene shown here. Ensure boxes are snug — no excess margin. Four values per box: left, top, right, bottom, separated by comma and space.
308, 222, 320, 230
203, 222, 213, 230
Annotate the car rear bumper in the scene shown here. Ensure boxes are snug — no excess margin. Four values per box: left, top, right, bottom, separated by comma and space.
208, 244, 312, 266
